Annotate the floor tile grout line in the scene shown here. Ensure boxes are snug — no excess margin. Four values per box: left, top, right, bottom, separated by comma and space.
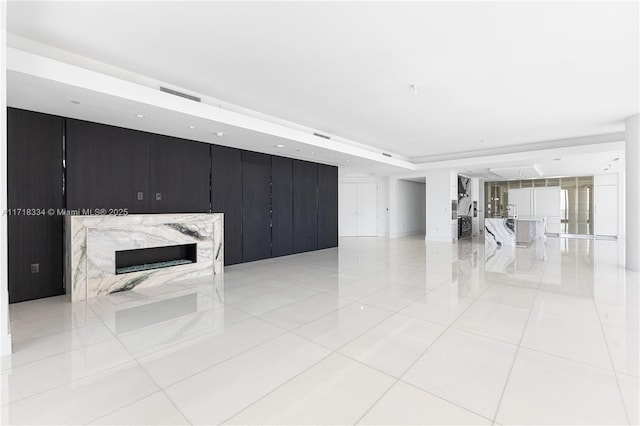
592, 295, 634, 425
0, 326, 117, 373
398, 379, 496, 424
354, 279, 498, 424
215, 348, 336, 424
226, 283, 345, 318
0, 357, 139, 409
84, 303, 195, 426
0, 304, 126, 406
218, 290, 421, 424
489, 276, 543, 425
3, 303, 157, 424
128, 318, 290, 389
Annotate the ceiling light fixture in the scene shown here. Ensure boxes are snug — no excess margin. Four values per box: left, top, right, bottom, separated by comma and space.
134, 114, 145, 118
188, 125, 196, 129
409, 83, 421, 95
214, 132, 224, 137
613, 157, 620, 161
70, 100, 80, 105
553, 158, 562, 161
275, 144, 284, 148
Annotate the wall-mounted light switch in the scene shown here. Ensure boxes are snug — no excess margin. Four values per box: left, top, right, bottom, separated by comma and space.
137, 192, 144, 200
30, 263, 39, 273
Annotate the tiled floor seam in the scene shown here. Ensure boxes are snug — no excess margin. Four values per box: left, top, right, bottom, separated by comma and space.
593, 293, 634, 425
356, 289, 491, 424
85, 303, 194, 425
216, 301, 409, 424
489, 281, 541, 425
214, 348, 337, 424
354, 284, 495, 425
2, 306, 126, 408
0, 357, 138, 409
130, 319, 289, 387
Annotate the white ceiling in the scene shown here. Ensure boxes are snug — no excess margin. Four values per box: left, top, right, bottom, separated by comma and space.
5, 1, 638, 176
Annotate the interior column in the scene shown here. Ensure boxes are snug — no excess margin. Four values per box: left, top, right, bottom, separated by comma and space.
626, 114, 640, 271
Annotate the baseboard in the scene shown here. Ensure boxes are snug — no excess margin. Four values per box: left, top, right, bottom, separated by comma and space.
424, 235, 456, 243
390, 230, 424, 239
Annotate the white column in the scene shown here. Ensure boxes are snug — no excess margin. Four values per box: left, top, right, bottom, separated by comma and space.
1, 0, 12, 356
626, 114, 640, 271
425, 170, 457, 243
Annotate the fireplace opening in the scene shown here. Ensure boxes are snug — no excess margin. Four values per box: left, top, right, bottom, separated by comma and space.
115, 244, 197, 274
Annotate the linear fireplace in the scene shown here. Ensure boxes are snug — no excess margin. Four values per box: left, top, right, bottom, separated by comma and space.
115, 243, 197, 274
66, 213, 223, 301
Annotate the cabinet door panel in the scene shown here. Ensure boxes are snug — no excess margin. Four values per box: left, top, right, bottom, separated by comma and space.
271, 156, 293, 257
317, 164, 338, 249
7, 108, 64, 303
242, 153, 271, 262
66, 119, 151, 213
293, 160, 318, 253
150, 135, 210, 213
211, 145, 242, 265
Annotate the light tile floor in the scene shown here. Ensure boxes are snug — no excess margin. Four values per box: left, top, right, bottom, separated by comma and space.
1, 236, 638, 425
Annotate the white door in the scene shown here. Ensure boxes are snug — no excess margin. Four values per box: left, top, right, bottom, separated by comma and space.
357, 183, 378, 236
339, 183, 358, 236
534, 187, 561, 234
508, 188, 533, 218
595, 185, 618, 236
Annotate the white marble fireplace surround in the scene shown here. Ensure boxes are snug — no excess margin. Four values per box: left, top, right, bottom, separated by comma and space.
65, 213, 223, 301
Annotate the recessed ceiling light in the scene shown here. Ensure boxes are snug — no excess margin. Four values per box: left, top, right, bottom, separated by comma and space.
188, 125, 196, 129
134, 114, 145, 118
70, 100, 80, 105
275, 144, 285, 148
310, 152, 315, 155
214, 132, 224, 137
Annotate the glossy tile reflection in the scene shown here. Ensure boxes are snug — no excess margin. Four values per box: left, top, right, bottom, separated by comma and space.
2, 236, 638, 425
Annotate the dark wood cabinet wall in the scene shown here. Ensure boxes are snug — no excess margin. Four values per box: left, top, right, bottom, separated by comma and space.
7, 109, 65, 303
7, 108, 338, 302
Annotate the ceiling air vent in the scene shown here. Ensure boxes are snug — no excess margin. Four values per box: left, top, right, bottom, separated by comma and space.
382, 153, 392, 158
159, 86, 201, 103
313, 132, 331, 140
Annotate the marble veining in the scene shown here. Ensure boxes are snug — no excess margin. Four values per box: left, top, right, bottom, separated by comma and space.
66, 213, 224, 301
457, 175, 472, 217
485, 218, 515, 247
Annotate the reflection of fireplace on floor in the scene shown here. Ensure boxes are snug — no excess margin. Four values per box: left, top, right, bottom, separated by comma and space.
115, 243, 197, 275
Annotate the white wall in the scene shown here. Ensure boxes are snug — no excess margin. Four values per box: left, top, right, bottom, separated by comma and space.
425, 170, 457, 243
338, 175, 388, 237
1, 0, 12, 356
389, 180, 425, 238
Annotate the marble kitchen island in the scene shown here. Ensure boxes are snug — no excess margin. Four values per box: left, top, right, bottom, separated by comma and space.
485, 218, 516, 247
485, 217, 546, 247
